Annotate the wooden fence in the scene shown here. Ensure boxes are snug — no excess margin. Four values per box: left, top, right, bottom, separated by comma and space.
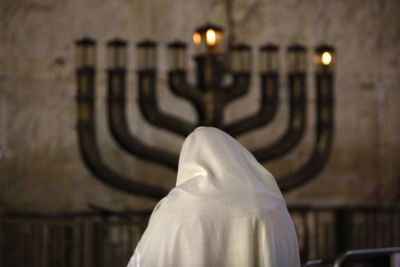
1, 206, 399, 266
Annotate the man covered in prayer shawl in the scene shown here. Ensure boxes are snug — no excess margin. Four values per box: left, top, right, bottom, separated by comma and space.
127, 127, 300, 267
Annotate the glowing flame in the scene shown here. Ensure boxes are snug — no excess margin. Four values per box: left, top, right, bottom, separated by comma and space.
193, 32, 201, 46
321, 51, 332, 65
206, 29, 217, 46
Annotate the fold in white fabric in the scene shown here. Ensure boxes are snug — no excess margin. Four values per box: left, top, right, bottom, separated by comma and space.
127, 127, 300, 267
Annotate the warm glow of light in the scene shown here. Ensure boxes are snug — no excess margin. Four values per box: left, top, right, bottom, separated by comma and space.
206, 29, 217, 46
321, 51, 332, 65
193, 32, 201, 46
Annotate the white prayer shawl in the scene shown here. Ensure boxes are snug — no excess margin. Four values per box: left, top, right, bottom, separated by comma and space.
127, 127, 300, 267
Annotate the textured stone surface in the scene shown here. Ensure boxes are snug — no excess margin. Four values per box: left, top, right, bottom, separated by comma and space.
0, 0, 399, 212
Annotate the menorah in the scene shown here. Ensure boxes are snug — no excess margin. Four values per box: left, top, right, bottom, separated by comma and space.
75, 24, 335, 199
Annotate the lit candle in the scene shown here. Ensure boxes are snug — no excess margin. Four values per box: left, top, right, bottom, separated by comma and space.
193, 32, 201, 47
193, 24, 223, 54
315, 45, 335, 71
206, 29, 217, 46
321, 51, 332, 66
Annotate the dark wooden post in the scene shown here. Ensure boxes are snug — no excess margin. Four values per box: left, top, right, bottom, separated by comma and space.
334, 208, 353, 254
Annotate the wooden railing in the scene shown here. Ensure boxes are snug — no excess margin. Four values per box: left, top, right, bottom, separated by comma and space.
1, 206, 399, 266
290, 206, 400, 261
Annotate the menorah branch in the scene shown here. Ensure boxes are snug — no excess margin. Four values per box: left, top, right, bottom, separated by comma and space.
77, 68, 167, 198
221, 72, 251, 104
253, 72, 307, 162
224, 72, 278, 137
107, 69, 179, 170
168, 70, 204, 125
138, 70, 195, 136
278, 71, 334, 191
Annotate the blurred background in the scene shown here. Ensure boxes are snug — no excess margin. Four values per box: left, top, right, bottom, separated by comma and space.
0, 0, 399, 266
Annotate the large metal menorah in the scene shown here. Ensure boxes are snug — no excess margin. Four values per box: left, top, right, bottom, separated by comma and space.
75, 24, 335, 199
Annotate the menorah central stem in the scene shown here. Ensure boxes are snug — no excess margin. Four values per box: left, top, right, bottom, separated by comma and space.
195, 55, 225, 91
192, 55, 226, 127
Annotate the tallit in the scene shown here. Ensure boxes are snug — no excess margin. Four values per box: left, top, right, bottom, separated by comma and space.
127, 127, 300, 267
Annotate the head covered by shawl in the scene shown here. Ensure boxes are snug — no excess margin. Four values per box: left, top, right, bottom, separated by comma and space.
127, 127, 300, 267
176, 127, 283, 198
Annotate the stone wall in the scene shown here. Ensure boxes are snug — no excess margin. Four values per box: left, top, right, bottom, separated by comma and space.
0, 0, 399, 212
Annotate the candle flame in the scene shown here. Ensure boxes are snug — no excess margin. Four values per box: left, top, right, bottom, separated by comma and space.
193, 32, 201, 46
321, 51, 332, 65
206, 29, 217, 46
